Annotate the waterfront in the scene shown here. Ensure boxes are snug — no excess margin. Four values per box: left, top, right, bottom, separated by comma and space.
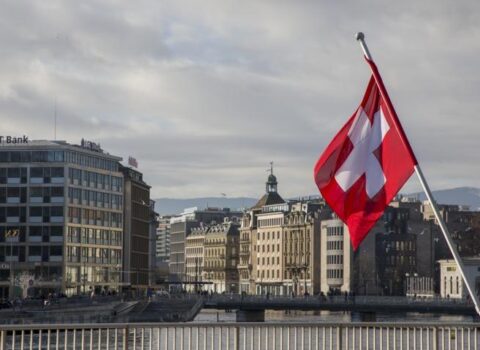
194, 309, 474, 323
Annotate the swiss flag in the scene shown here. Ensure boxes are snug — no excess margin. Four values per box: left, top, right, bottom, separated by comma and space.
314, 58, 417, 250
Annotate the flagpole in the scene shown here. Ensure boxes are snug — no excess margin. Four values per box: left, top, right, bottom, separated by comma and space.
355, 32, 480, 316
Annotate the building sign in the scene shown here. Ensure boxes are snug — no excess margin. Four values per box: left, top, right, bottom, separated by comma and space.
0, 135, 28, 144
80, 138, 102, 152
128, 156, 138, 168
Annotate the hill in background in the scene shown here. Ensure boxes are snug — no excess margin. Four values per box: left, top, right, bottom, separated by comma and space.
154, 187, 480, 215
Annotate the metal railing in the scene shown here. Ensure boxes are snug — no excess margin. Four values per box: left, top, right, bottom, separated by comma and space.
0, 322, 479, 349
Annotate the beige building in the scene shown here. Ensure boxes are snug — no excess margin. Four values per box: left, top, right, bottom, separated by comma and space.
255, 207, 287, 295
203, 219, 240, 293
184, 226, 206, 292
282, 201, 323, 296
320, 217, 353, 294
238, 212, 256, 294
438, 258, 480, 299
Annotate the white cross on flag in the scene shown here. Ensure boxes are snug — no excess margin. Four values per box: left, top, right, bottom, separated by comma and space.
314, 58, 417, 250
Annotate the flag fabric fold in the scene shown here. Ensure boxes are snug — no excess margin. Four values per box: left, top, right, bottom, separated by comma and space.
314, 58, 417, 250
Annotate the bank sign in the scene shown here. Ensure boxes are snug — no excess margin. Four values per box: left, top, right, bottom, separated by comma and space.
0, 135, 28, 144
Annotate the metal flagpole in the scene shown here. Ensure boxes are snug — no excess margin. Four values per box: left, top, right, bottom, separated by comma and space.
355, 32, 480, 316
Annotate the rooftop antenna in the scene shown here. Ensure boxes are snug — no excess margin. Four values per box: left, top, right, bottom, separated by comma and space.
54, 98, 57, 140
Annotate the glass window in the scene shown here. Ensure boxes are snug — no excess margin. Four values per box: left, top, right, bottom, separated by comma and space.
30, 226, 42, 236
50, 207, 63, 216
7, 168, 20, 177
29, 246, 42, 255
32, 151, 48, 162
50, 246, 63, 255
30, 207, 42, 216
31, 167, 43, 177
51, 168, 64, 177
51, 187, 64, 197
0, 152, 9, 162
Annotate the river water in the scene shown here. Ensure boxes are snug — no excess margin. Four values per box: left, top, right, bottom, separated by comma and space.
193, 308, 473, 323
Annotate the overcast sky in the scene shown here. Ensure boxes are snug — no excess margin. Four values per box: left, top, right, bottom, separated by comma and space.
0, 1, 479, 199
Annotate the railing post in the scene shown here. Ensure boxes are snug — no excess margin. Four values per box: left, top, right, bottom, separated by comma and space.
123, 326, 129, 350
0, 330, 5, 350
337, 326, 342, 350
234, 326, 239, 350
433, 327, 437, 350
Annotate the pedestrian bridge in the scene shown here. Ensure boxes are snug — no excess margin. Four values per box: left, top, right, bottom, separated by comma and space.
203, 295, 476, 321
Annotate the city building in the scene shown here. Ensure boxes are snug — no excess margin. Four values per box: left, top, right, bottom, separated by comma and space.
438, 258, 480, 299
156, 215, 171, 264
0, 139, 124, 297
320, 216, 352, 294
169, 207, 240, 283
238, 211, 255, 294
121, 165, 151, 294
154, 215, 171, 284
184, 225, 207, 292
239, 167, 326, 296
283, 200, 324, 296
148, 200, 158, 286
203, 219, 240, 293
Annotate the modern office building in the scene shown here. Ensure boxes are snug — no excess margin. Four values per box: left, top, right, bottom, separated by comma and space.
0, 139, 124, 297
320, 216, 352, 294
121, 165, 151, 294
156, 215, 171, 263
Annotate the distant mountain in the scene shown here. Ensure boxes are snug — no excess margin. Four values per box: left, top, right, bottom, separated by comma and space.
407, 187, 480, 210
153, 197, 258, 215
154, 187, 480, 216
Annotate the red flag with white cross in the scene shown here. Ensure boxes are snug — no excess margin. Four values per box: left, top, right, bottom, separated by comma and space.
314, 58, 417, 250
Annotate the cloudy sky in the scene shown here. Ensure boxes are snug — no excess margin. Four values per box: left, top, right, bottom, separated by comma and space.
1, 1, 479, 199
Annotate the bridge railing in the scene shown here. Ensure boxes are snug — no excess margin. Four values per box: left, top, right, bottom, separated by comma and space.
0, 321, 478, 350
204, 294, 473, 306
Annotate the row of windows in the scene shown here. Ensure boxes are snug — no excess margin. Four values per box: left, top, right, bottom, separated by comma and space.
0, 186, 63, 203
444, 276, 460, 295
68, 208, 123, 228
327, 254, 344, 265
258, 218, 283, 228
30, 167, 64, 178
0, 151, 64, 163
327, 241, 344, 251
68, 188, 122, 210
31, 186, 64, 198
65, 151, 119, 172
66, 246, 121, 265
257, 231, 281, 241
386, 255, 416, 266
67, 227, 122, 246
327, 269, 344, 279
0, 226, 62, 243
65, 266, 121, 285
69, 169, 123, 192
0, 206, 63, 219
257, 244, 281, 253
258, 256, 281, 265
326, 226, 344, 236
0, 245, 63, 262
0, 167, 64, 184
185, 247, 203, 255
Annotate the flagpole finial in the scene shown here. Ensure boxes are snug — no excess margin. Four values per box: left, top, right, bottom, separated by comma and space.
355, 32, 372, 60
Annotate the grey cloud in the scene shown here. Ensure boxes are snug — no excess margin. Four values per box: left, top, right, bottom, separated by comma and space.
0, 0, 479, 199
